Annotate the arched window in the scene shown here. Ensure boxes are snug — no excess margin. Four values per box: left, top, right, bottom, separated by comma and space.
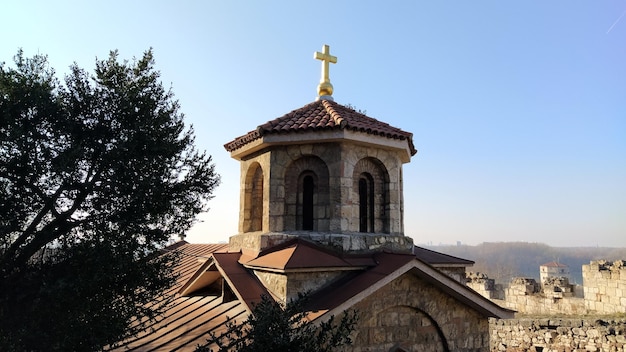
302, 175, 314, 230
284, 156, 330, 232
243, 163, 264, 233
250, 166, 263, 231
353, 158, 390, 233
359, 174, 374, 233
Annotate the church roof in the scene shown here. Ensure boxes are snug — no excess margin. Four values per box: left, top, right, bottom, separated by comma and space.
107, 242, 241, 352
413, 246, 475, 266
224, 99, 417, 155
241, 238, 377, 270
304, 251, 510, 321
108, 241, 512, 351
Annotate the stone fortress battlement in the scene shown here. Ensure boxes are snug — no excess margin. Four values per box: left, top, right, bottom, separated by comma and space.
468, 260, 626, 351
467, 260, 626, 316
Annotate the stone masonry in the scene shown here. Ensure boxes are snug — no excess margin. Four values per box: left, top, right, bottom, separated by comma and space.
229, 139, 414, 255
351, 272, 491, 352
490, 318, 626, 352
468, 260, 625, 316
584, 260, 626, 314
469, 261, 626, 351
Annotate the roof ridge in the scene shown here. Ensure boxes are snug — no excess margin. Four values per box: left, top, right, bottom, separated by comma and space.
224, 100, 417, 156
321, 99, 347, 128
413, 245, 475, 265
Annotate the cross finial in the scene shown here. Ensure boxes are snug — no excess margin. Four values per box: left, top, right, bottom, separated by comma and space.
314, 44, 337, 100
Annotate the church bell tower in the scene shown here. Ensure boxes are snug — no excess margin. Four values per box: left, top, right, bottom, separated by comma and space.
224, 45, 417, 256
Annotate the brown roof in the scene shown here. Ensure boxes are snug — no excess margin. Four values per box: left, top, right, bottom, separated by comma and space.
305, 251, 513, 320
224, 99, 417, 155
242, 238, 376, 270
413, 246, 475, 266
109, 240, 510, 351
212, 252, 271, 308
541, 261, 568, 267
108, 242, 243, 352
306, 251, 416, 311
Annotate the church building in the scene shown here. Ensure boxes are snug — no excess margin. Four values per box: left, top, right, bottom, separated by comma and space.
110, 45, 513, 352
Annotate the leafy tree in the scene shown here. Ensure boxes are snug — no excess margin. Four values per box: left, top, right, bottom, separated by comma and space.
0, 49, 219, 351
196, 294, 358, 352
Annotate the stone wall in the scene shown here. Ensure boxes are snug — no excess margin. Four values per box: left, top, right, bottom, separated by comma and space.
253, 269, 344, 303
583, 260, 626, 314
467, 275, 587, 315
350, 272, 490, 352
467, 272, 505, 299
468, 260, 626, 316
490, 317, 626, 352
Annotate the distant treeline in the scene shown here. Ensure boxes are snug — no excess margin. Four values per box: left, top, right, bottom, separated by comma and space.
422, 242, 626, 285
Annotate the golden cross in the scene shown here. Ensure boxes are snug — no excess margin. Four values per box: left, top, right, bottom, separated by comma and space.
314, 44, 337, 97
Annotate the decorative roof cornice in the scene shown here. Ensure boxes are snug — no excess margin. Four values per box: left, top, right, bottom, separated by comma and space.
224, 99, 417, 155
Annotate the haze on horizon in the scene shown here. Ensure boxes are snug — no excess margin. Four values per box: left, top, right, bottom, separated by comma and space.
3, 1, 624, 248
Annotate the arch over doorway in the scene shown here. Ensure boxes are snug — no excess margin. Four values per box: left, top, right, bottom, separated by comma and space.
376, 305, 450, 352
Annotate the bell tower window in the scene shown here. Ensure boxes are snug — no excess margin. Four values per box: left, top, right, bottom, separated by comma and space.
359, 174, 374, 233
243, 163, 264, 233
284, 156, 330, 232
302, 175, 315, 230
353, 158, 390, 234
250, 166, 263, 231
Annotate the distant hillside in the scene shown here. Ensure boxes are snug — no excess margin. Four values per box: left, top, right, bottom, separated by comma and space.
422, 242, 626, 285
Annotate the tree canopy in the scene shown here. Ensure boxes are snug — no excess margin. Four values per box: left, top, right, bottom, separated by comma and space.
196, 294, 358, 352
0, 49, 219, 351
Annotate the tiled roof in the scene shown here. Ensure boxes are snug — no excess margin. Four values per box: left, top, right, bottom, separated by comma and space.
224, 99, 417, 155
541, 261, 568, 268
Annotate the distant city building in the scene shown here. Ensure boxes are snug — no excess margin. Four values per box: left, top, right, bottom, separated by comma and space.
540, 261, 570, 283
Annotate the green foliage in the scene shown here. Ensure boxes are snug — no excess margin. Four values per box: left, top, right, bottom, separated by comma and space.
196, 293, 358, 352
0, 49, 220, 350
344, 103, 366, 115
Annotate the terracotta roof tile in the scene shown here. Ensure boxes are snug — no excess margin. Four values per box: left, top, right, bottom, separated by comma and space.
224, 99, 416, 155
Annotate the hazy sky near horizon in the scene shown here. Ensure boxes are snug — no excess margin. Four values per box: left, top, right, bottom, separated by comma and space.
3, 1, 625, 247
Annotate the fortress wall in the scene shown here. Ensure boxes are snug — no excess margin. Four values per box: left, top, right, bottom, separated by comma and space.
490, 318, 626, 352
493, 296, 586, 316
583, 260, 626, 314
468, 260, 626, 316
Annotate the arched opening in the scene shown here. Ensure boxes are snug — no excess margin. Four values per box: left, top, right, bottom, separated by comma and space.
243, 163, 263, 233
284, 156, 330, 232
250, 166, 263, 231
374, 305, 450, 352
353, 158, 390, 233
302, 175, 314, 230
358, 174, 374, 232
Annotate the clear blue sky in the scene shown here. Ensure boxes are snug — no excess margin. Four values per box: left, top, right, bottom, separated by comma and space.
3, 1, 625, 247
